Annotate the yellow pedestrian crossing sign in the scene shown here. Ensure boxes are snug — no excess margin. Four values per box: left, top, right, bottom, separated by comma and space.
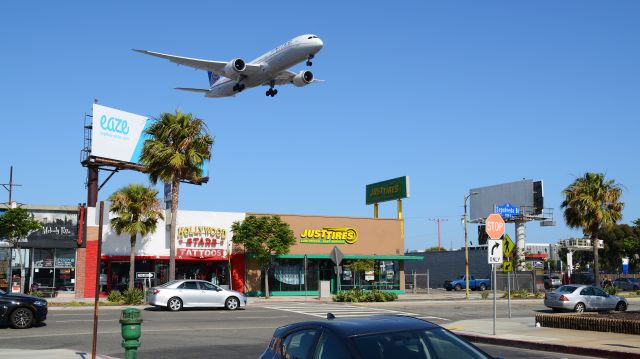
503, 234, 515, 258
502, 261, 513, 272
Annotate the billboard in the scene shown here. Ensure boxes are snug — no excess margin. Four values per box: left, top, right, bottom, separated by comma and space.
366, 176, 410, 205
469, 180, 543, 221
91, 104, 209, 179
91, 104, 151, 164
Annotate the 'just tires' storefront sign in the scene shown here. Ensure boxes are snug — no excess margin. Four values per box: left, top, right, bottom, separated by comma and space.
299, 228, 358, 244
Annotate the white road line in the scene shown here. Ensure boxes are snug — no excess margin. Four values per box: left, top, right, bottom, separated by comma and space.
416, 316, 450, 321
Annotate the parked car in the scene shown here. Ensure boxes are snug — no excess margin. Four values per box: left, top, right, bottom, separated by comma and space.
544, 285, 628, 313
543, 275, 562, 290
0, 288, 48, 329
147, 279, 247, 311
259, 315, 497, 359
444, 275, 490, 291
612, 278, 640, 291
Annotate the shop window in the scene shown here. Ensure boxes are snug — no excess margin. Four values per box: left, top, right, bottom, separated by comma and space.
55, 268, 75, 292
269, 258, 318, 292
55, 249, 75, 268
33, 268, 54, 288
34, 248, 55, 268
340, 259, 399, 291
0, 249, 10, 292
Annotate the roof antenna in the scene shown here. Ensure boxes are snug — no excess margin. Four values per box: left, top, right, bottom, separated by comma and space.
327, 313, 335, 320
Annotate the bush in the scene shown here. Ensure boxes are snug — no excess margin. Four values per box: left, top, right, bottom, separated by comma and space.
534, 291, 545, 299
604, 285, 618, 295
333, 289, 397, 302
502, 289, 530, 299
480, 290, 489, 300
636, 290, 640, 296
107, 290, 124, 303
122, 288, 144, 305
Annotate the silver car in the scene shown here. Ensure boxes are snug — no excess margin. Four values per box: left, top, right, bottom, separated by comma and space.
544, 285, 628, 312
147, 280, 247, 311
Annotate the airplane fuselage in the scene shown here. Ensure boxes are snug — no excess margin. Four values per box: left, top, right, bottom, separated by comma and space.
206, 35, 323, 98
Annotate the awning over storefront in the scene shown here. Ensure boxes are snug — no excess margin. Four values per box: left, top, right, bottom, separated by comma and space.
273, 254, 423, 260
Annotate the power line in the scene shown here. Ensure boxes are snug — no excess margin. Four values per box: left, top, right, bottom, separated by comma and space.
428, 218, 449, 252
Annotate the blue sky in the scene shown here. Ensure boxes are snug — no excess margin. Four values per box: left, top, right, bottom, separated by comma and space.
2, 1, 639, 251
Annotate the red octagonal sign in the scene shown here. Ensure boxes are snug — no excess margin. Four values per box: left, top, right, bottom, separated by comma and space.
485, 213, 505, 240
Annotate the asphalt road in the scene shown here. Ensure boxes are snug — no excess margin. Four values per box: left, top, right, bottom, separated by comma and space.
0, 299, 633, 358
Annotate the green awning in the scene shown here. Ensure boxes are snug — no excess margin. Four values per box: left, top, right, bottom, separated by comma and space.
273, 254, 423, 260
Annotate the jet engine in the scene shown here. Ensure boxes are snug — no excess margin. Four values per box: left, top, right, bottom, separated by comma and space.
222, 58, 246, 77
292, 70, 314, 87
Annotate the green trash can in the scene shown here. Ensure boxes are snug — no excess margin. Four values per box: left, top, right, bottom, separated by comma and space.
120, 308, 143, 359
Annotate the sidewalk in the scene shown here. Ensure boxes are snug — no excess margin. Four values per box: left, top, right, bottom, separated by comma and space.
0, 349, 116, 359
445, 317, 640, 359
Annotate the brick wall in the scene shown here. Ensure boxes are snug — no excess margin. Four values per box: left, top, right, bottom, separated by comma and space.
83, 226, 100, 298
75, 248, 86, 299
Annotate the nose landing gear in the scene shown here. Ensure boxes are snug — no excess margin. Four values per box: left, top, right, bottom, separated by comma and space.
306, 54, 314, 66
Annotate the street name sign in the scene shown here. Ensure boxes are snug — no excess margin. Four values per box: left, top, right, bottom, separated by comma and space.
488, 239, 503, 264
136, 272, 155, 279
496, 203, 520, 219
485, 213, 505, 239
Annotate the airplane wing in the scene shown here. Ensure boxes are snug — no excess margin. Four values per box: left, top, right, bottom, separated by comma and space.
265, 70, 325, 86
132, 49, 261, 75
175, 87, 209, 93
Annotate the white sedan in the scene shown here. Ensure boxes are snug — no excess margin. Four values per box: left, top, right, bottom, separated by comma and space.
148, 280, 247, 311
544, 285, 628, 312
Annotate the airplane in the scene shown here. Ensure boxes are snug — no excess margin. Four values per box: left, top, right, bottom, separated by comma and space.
133, 34, 324, 98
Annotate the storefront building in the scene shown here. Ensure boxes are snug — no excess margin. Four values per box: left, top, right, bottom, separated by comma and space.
97, 207, 246, 293
0, 205, 82, 296
83, 205, 419, 298
243, 213, 421, 296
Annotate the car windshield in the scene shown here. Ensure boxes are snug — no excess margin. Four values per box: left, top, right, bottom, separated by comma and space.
555, 285, 578, 294
0, 289, 5, 295
454, 276, 464, 280
351, 327, 490, 359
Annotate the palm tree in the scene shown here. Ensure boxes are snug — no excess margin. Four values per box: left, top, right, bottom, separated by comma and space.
140, 110, 213, 281
561, 172, 624, 287
109, 184, 164, 289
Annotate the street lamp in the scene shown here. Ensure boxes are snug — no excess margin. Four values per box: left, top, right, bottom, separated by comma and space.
464, 192, 478, 300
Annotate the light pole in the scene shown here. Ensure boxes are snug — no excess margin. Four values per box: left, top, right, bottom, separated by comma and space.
464, 192, 478, 300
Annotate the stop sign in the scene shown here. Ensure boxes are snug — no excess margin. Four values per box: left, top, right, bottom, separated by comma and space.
485, 213, 505, 239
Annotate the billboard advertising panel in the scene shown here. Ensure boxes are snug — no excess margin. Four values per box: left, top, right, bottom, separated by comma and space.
91, 104, 209, 179
91, 104, 150, 164
366, 176, 410, 205
469, 180, 543, 221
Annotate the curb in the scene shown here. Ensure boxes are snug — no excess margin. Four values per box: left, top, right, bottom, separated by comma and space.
456, 331, 640, 359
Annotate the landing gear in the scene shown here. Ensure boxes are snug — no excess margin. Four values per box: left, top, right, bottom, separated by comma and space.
232, 83, 246, 92
266, 88, 278, 97
306, 54, 314, 66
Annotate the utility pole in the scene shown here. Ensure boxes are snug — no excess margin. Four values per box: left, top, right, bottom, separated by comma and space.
1, 166, 22, 205
428, 218, 448, 252
464, 192, 478, 300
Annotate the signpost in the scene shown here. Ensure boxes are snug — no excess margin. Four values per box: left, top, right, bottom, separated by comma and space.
501, 233, 515, 318
330, 246, 344, 293
486, 213, 505, 335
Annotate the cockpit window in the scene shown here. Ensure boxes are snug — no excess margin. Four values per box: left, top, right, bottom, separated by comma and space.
307, 36, 318, 39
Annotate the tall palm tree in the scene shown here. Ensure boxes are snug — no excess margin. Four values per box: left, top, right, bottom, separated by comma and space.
109, 184, 164, 289
561, 172, 624, 287
140, 110, 213, 281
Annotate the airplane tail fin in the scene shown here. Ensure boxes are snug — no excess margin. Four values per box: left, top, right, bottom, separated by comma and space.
207, 71, 220, 87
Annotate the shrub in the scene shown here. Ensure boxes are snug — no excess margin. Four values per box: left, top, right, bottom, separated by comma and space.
604, 285, 618, 295
502, 289, 530, 299
534, 291, 545, 299
636, 290, 640, 296
122, 288, 144, 305
107, 290, 124, 303
333, 289, 397, 302
480, 290, 489, 300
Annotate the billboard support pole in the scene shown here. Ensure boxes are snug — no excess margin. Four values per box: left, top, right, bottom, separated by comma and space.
87, 166, 99, 207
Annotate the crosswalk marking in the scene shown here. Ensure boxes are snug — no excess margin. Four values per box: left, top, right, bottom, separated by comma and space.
260, 302, 423, 319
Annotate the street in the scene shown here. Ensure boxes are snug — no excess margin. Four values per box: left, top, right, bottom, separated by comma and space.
1, 298, 628, 358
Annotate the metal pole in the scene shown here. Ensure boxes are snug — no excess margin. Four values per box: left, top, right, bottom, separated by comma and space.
464, 196, 470, 300
374, 203, 379, 219
427, 269, 430, 295
8, 166, 12, 204
91, 201, 105, 359
507, 271, 511, 318
492, 264, 496, 335
304, 255, 308, 301
412, 270, 416, 294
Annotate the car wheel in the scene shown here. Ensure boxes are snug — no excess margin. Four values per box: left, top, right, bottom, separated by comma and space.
167, 297, 183, 312
574, 302, 586, 313
479, 283, 487, 291
454, 284, 462, 291
10, 307, 34, 329
615, 301, 627, 312
225, 296, 240, 311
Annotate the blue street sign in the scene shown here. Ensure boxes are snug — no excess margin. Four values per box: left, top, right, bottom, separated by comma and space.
496, 203, 520, 219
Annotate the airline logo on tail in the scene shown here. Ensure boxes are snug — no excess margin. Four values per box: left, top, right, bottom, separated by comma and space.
207, 71, 220, 88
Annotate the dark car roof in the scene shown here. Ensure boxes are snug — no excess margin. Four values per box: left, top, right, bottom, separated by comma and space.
274, 315, 439, 338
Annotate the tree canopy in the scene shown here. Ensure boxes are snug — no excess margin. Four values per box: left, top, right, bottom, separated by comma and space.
0, 207, 42, 243
231, 215, 296, 268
